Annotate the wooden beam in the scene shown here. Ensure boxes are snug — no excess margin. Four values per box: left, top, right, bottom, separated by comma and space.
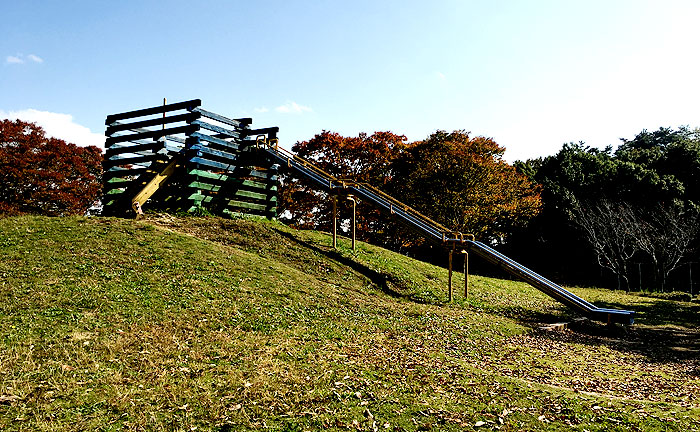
103, 154, 162, 169
106, 99, 201, 124
105, 124, 199, 145
131, 155, 183, 215
192, 108, 246, 128
192, 120, 242, 139
190, 132, 240, 151
105, 141, 165, 158
106, 112, 200, 135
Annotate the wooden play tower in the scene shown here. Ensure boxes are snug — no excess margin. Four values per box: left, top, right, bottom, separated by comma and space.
102, 99, 279, 218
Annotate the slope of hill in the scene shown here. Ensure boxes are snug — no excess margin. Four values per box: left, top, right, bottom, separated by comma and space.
0, 215, 698, 431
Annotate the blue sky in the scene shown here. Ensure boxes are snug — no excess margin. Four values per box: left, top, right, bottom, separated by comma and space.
2, 0, 700, 161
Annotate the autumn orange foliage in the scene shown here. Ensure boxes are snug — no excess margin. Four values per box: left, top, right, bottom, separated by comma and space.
0, 119, 102, 216
279, 129, 541, 248
392, 130, 541, 240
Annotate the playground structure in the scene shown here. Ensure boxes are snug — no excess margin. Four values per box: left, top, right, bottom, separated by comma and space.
103, 100, 634, 325
103, 99, 279, 218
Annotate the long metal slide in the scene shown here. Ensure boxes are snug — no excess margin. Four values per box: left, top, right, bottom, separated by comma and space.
261, 142, 635, 325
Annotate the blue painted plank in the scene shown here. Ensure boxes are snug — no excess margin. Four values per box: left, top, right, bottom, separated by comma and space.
190, 132, 240, 150
191, 120, 241, 139
192, 108, 244, 128
194, 147, 239, 163
189, 157, 237, 172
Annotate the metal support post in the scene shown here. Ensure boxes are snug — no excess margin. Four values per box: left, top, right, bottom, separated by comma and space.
690, 262, 693, 297
463, 250, 469, 299
332, 195, 338, 248
448, 249, 454, 302
347, 195, 357, 251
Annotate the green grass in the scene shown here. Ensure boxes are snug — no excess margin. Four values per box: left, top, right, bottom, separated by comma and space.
0, 215, 698, 431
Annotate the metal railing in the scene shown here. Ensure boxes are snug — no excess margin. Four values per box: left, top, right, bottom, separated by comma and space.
260, 138, 635, 325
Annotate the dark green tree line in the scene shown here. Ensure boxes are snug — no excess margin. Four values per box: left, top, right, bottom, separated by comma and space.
511, 127, 700, 292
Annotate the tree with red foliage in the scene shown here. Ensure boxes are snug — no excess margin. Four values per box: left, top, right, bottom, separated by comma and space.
391, 130, 541, 242
278, 129, 541, 249
278, 130, 411, 248
0, 119, 102, 216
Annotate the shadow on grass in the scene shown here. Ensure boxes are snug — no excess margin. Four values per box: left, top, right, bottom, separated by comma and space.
272, 228, 442, 305
597, 297, 700, 328
532, 299, 700, 369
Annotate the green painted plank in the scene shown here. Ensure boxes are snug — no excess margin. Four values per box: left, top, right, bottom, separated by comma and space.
189, 181, 221, 192
187, 169, 230, 181
230, 189, 267, 201
186, 183, 275, 203
187, 170, 277, 190
227, 200, 268, 212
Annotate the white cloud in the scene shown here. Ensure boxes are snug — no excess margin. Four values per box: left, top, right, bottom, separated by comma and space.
27, 54, 43, 63
436, 71, 446, 81
254, 107, 269, 113
275, 101, 312, 114
0, 109, 105, 149
5, 54, 43, 65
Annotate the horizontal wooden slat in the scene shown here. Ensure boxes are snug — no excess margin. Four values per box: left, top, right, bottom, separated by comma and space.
188, 181, 220, 192
227, 200, 268, 212
233, 190, 274, 201
106, 99, 201, 124
106, 112, 201, 135
192, 108, 245, 128
191, 146, 239, 163
189, 157, 236, 172
106, 124, 199, 145
187, 170, 275, 190
106, 177, 133, 184
103, 199, 120, 207
250, 170, 277, 181
190, 132, 240, 151
105, 179, 145, 189
103, 167, 149, 180
187, 193, 213, 203
239, 179, 274, 190
165, 135, 186, 144
187, 182, 270, 201
105, 141, 165, 158
192, 120, 241, 139
103, 154, 161, 169
188, 159, 275, 178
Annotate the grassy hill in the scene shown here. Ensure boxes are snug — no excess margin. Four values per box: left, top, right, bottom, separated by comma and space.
0, 215, 698, 431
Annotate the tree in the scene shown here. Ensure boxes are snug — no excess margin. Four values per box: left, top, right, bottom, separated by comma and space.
511, 127, 700, 290
570, 199, 641, 292
391, 131, 541, 242
277, 130, 410, 249
636, 205, 699, 292
278, 129, 541, 251
0, 119, 102, 216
